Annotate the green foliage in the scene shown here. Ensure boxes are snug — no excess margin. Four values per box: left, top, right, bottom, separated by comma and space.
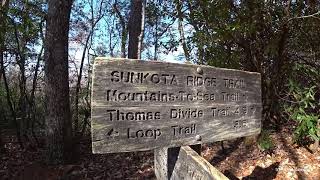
182, 0, 320, 134
258, 130, 274, 151
285, 76, 319, 145
285, 63, 320, 145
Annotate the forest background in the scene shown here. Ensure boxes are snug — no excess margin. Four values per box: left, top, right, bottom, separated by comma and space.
0, 0, 319, 172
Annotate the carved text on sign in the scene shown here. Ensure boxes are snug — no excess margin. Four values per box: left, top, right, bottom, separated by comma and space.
91, 58, 262, 153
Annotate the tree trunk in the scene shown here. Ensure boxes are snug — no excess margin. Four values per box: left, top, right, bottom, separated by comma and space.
0, 0, 10, 153
0, 54, 5, 154
44, 0, 73, 165
153, 4, 159, 61
317, 119, 320, 150
0, 85, 5, 153
176, 0, 190, 62
0, 128, 4, 154
13, 20, 29, 145
30, 45, 43, 146
186, 0, 204, 64
128, 0, 145, 59
74, 10, 103, 136
1, 51, 23, 149
79, 50, 91, 138
113, 3, 128, 58
1, 0, 24, 149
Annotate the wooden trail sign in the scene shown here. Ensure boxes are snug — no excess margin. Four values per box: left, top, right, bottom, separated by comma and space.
91, 58, 262, 153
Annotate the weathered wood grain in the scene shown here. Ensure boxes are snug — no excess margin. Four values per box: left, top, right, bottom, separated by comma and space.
155, 146, 229, 180
91, 58, 262, 153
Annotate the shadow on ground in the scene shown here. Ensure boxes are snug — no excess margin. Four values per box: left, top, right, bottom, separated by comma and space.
224, 162, 280, 180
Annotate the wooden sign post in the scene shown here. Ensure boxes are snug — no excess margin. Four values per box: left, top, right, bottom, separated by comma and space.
155, 146, 229, 180
91, 58, 262, 179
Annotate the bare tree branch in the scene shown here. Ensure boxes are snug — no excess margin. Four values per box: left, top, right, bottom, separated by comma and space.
288, 11, 320, 21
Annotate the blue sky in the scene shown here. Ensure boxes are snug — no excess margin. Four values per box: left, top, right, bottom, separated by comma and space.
69, 0, 188, 66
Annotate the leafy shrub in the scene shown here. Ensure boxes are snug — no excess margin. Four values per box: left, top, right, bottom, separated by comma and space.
258, 130, 274, 151
285, 79, 319, 145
